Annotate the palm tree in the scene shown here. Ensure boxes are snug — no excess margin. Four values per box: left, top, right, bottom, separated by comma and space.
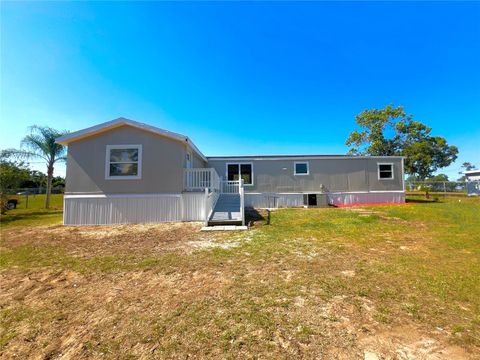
15, 126, 69, 208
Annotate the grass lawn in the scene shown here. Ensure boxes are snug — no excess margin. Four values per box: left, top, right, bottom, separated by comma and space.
0, 194, 63, 228
0, 197, 479, 359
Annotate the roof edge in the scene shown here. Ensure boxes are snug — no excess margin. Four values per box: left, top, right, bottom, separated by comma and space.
56, 117, 207, 162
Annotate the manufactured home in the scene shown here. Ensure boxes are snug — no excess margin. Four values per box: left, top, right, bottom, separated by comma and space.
465, 170, 480, 196
56, 118, 405, 226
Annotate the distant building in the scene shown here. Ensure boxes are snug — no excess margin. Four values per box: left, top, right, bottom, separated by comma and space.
464, 170, 480, 196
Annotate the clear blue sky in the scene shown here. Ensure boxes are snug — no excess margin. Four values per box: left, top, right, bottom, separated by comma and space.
1, 1, 479, 179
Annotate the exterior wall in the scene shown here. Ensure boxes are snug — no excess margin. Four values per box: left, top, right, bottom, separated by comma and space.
207, 157, 404, 193
64, 193, 206, 225
191, 150, 207, 168
65, 125, 188, 194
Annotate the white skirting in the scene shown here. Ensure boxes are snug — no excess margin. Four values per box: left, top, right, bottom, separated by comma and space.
63, 193, 206, 225
245, 193, 304, 208
327, 192, 405, 206
245, 191, 405, 208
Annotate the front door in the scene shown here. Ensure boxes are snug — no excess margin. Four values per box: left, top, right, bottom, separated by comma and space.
308, 194, 317, 206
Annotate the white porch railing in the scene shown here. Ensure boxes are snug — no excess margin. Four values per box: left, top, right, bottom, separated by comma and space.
220, 180, 240, 194
184, 168, 220, 192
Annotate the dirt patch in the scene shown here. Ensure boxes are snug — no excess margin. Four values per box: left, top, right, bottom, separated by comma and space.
346, 207, 406, 222
1, 222, 232, 258
359, 326, 471, 360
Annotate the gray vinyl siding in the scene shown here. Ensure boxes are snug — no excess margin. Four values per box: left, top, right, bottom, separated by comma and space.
65, 125, 188, 194
191, 151, 207, 168
207, 157, 404, 193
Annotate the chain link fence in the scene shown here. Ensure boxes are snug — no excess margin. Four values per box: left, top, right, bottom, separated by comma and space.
2, 187, 64, 210
406, 181, 480, 197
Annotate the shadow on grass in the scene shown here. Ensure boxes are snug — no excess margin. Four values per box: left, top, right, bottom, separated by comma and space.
0, 210, 63, 226
406, 198, 440, 204
245, 207, 267, 226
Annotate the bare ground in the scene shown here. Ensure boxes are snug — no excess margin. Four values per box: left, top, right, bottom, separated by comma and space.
1, 216, 478, 359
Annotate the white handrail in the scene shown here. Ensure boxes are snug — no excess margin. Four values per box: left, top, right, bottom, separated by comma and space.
220, 180, 240, 194
204, 187, 220, 225
240, 179, 245, 226
185, 168, 220, 192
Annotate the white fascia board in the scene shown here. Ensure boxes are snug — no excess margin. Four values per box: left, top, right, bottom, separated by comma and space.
55, 117, 207, 162
207, 155, 405, 161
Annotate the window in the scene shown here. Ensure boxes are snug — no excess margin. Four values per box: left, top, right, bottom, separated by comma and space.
105, 145, 142, 180
294, 162, 309, 175
226, 163, 253, 185
378, 163, 394, 180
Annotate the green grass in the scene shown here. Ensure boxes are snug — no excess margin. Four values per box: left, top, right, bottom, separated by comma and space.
1, 196, 479, 358
0, 194, 63, 228
13, 193, 64, 210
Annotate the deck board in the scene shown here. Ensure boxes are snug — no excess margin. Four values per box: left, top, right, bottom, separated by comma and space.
208, 194, 242, 224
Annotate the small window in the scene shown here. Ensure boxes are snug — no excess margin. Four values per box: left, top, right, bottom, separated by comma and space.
378, 163, 394, 180
106, 145, 142, 180
226, 163, 253, 185
294, 162, 309, 175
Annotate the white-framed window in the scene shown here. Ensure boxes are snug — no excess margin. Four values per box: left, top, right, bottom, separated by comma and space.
294, 161, 309, 175
226, 163, 254, 186
105, 145, 142, 180
378, 163, 394, 180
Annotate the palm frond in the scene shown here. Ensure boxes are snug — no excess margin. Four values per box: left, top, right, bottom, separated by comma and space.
0, 148, 44, 161
21, 126, 69, 164
54, 155, 68, 163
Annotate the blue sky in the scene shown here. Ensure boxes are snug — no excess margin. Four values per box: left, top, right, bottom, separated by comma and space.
1, 1, 479, 179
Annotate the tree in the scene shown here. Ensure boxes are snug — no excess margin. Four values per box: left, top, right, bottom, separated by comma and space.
345, 104, 407, 156
0, 153, 31, 213
52, 176, 66, 189
4, 126, 69, 208
457, 162, 477, 182
0, 153, 30, 193
428, 174, 449, 182
346, 105, 458, 179
19, 170, 47, 189
402, 136, 458, 179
